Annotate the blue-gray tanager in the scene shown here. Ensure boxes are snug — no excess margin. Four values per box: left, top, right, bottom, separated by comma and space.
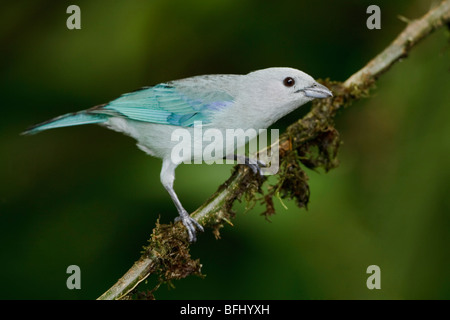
23, 67, 332, 242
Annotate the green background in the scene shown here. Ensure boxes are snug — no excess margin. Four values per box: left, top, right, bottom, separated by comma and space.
1, 0, 449, 299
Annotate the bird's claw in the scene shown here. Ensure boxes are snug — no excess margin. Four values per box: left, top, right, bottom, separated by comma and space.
175, 212, 204, 242
246, 158, 267, 177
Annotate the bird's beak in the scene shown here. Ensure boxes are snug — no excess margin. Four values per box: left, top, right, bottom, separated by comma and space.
301, 83, 333, 99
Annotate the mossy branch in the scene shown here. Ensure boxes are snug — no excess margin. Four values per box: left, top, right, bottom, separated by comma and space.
97, 0, 450, 300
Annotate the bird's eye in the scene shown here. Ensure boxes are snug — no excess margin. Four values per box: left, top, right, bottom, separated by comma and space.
283, 77, 295, 87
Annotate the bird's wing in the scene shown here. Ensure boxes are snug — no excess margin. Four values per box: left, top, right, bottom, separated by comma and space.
93, 83, 235, 127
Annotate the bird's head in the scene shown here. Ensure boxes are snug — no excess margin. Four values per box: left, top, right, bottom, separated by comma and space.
240, 67, 332, 127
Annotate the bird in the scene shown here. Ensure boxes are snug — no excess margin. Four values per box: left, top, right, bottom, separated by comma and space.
23, 67, 332, 242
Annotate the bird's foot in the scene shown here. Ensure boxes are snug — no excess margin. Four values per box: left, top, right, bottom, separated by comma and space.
175, 211, 204, 242
245, 158, 267, 177
224, 154, 267, 177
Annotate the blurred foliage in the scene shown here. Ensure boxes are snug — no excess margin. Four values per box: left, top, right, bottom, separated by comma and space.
0, 0, 449, 299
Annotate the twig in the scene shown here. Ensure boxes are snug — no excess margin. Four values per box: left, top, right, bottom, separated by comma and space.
97, 0, 450, 300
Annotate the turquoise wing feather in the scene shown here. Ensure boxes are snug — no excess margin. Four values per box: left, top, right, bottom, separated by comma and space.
99, 84, 234, 127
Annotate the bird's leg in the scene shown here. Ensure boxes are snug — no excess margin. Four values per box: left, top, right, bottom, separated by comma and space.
225, 154, 267, 176
160, 160, 203, 242
168, 187, 204, 242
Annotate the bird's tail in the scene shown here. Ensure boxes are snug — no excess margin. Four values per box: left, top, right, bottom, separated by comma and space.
22, 110, 109, 135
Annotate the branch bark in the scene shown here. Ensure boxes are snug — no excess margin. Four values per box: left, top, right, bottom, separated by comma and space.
97, 0, 450, 300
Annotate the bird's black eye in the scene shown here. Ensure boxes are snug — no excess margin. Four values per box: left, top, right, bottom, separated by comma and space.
283, 77, 295, 87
